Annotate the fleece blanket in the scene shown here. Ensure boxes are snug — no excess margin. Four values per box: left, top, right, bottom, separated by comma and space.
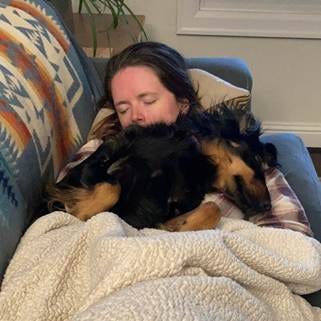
0, 212, 321, 321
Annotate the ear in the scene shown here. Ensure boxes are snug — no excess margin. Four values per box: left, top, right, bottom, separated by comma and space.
179, 99, 190, 115
263, 143, 278, 167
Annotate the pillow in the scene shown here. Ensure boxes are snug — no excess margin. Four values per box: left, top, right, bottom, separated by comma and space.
87, 69, 251, 140
189, 68, 250, 110
0, 0, 103, 281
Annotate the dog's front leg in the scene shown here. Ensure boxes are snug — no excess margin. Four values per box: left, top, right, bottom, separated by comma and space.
68, 182, 121, 221
161, 201, 221, 232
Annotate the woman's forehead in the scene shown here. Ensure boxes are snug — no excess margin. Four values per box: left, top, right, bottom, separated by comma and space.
113, 66, 159, 83
111, 66, 165, 98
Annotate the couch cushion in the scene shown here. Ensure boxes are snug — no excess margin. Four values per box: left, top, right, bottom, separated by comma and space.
189, 68, 250, 110
0, 0, 103, 281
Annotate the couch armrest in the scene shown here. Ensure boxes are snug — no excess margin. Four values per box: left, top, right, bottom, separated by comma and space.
261, 133, 321, 308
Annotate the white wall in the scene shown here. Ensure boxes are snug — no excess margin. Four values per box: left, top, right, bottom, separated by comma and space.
73, 0, 321, 146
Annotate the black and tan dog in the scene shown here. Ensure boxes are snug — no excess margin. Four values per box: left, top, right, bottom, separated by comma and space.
48, 106, 277, 231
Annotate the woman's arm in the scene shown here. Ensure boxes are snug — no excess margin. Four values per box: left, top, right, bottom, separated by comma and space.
261, 133, 321, 243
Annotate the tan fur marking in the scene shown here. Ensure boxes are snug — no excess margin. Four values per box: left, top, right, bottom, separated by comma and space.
162, 201, 221, 232
73, 183, 121, 221
201, 139, 268, 201
201, 139, 254, 190
47, 182, 121, 221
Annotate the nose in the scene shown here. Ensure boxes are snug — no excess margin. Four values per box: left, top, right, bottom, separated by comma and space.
131, 103, 145, 125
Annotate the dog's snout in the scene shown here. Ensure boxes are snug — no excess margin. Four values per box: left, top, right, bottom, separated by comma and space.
256, 201, 271, 213
243, 200, 271, 217
262, 202, 271, 211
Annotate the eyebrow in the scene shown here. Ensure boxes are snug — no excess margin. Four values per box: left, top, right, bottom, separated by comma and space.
114, 92, 158, 107
114, 100, 129, 108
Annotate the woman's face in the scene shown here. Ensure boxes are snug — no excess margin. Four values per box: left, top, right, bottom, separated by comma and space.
111, 66, 189, 128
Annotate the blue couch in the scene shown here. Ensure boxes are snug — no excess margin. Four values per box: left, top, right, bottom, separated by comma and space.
0, 0, 320, 308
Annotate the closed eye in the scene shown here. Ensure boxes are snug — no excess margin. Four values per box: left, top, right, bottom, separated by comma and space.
138, 93, 158, 105
117, 106, 129, 114
143, 99, 156, 105
115, 100, 130, 114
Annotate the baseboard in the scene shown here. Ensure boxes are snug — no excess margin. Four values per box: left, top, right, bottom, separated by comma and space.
262, 121, 321, 148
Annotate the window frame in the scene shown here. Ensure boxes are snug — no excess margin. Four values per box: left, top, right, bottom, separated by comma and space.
177, 0, 321, 38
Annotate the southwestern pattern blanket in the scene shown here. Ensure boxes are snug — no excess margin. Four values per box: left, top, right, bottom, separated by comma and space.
0, 0, 103, 278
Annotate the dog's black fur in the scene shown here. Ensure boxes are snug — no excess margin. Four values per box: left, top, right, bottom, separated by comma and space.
49, 106, 277, 229
52, 123, 216, 228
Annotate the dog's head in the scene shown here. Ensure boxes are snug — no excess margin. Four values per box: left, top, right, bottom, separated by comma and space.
199, 106, 277, 217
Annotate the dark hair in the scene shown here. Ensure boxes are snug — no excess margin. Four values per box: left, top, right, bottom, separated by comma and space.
103, 41, 200, 112
93, 42, 202, 140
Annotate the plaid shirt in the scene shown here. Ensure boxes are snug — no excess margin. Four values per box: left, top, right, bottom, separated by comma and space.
56, 140, 313, 237
56, 139, 103, 183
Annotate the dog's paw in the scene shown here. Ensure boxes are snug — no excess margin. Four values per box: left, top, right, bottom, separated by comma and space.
163, 201, 221, 232
157, 223, 176, 232
159, 217, 188, 232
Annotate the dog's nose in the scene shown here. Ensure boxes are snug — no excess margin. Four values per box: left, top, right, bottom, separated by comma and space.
259, 201, 271, 212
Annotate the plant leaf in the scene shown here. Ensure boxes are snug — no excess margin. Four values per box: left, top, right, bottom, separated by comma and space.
119, 1, 149, 40
76, 0, 149, 55
82, 0, 98, 56
78, 0, 83, 13
85, 0, 102, 14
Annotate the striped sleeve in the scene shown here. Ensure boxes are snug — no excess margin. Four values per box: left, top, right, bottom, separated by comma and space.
249, 168, 313, 237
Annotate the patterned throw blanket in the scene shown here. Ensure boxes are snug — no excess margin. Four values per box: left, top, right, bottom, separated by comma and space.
0, 0, 103, 278
57, 138, 313, 237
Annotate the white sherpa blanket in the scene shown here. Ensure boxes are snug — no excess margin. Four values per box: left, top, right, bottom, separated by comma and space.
0, 212, 321, 321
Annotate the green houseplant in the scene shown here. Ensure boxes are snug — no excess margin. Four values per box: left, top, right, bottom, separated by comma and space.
49, 0, 148, 57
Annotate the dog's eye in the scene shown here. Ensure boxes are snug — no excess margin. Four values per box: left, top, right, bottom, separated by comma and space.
100, 156, 109, 164
255, 155, 262, 163
228, 141, 240, 148
151, 169, 163, 178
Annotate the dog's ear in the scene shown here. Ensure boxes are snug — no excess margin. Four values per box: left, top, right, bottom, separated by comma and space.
215, 105, 261, 137
262, 143, 278, 167
107, 156, 129, 175
238, 110, 261, 136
